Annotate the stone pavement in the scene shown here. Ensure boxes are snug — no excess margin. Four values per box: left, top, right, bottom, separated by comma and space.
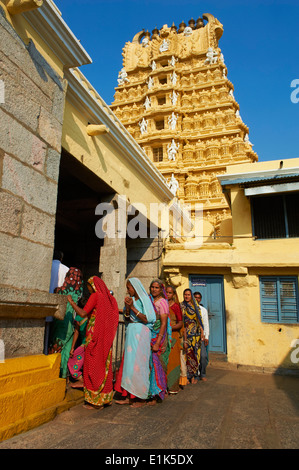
0, 365, 298, 450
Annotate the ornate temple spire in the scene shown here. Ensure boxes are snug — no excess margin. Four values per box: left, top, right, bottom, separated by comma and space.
111, 13, 257, 227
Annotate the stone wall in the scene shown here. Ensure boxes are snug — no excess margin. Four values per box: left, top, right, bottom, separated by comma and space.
0, 9, 67, 357
126, 235, 162, 296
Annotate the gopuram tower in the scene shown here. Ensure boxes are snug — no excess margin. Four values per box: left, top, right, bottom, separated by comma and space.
110, 14, 258, 234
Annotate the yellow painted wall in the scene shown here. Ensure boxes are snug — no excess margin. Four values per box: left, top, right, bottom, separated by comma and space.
0, 1, 64, 77
171, 267, 299, 371
163, 157, 299, 371
62, 99, 172, 216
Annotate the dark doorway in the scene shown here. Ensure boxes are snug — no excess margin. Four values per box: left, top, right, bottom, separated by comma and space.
54, 149, 114, 288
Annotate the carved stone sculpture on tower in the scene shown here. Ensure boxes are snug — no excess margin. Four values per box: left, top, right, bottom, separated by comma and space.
171, 71, 178, 85
167, 139, 179, 161
168, 112, 178, 130
168, 173, 179, 196
117, 68, 129, 85
150, 60, 157, 71
139, 118, 148, 135
160, 39, 170, 53
169, 56, 178, 67
171, 90, 178, 106
144, 96, 151, 110
147, 76, 154, 89
205, 47, 218, 65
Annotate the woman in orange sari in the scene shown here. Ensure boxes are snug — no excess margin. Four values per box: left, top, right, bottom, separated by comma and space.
67, 276, 119, 409
165, 286, 183, 394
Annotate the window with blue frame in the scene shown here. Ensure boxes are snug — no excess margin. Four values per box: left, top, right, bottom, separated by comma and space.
252, 192, 299, 239
260, 276, 299, 323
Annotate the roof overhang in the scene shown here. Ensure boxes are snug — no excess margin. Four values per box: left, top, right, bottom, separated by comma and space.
22, 0, 92, 68
65, 67, 175, 203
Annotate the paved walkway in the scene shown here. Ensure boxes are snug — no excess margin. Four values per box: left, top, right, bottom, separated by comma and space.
1, 366, 299, 450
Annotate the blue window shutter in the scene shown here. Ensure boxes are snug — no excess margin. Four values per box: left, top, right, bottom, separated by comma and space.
260, 278, 279, 322
279, 278, 299, 323
260, 276, 299, 323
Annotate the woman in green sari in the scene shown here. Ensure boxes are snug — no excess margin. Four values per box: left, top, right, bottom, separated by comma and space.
48, 267, 83, 379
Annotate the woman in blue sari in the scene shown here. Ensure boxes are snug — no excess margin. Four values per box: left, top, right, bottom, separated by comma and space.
114, 278, 156, 408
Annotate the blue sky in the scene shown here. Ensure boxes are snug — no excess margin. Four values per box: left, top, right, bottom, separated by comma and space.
54, 0, 299, 162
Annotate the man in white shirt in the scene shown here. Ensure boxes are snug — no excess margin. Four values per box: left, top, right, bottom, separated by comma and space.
194, 292, 209, 381
49, 250, 69, 293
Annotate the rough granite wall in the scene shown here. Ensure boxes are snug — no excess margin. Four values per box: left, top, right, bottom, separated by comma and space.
0, 8, 67, 357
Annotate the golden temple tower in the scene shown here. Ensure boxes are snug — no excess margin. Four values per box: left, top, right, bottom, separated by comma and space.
110, 14, 258, 232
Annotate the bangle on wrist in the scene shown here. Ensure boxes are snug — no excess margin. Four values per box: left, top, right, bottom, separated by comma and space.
136, 311, 140, 317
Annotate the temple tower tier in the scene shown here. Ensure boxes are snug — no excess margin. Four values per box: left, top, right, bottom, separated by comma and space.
110, 14, 258, 230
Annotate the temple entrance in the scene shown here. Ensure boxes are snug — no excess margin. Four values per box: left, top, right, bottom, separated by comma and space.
53, 149, 114, 291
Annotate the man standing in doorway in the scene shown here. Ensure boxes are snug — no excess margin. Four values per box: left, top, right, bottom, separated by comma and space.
194, 291, 209, 382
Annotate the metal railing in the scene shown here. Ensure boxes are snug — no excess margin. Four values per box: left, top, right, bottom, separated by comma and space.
112, 319, 126, 383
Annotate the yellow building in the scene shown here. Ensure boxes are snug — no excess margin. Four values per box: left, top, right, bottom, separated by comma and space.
111, 14, 299, 373
163, 158, 299, 372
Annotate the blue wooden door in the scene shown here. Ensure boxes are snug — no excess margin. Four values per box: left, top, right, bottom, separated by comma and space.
189, 275, 226, 353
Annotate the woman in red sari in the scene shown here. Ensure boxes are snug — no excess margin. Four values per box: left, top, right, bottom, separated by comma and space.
67, 276, 119, 410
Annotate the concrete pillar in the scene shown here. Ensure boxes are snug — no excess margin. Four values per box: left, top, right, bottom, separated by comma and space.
99, 194, 127, 309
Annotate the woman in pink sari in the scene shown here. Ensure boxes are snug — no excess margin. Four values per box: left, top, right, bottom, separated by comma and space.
67, 276, 119, 409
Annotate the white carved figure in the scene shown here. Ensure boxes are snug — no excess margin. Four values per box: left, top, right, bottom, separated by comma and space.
117, 68, 129, 85
229, 89, 235, 99
150, 60, 157, 71
235, 110, 242, 121
223, 68, 227, 78
220, 53, 225, 64
171, 90, 178, 106
168, 174, 179, 196
139, 118, 148, 135
184, 26, 193, 36
204, 47, 218, 65
244, 133, 253, 146
168, 56, 178, 67
144, 96, 151, 110
142, 37, 149, 47
171, 71, 178, 85
160, 39, 170, 53
147, 76, 154, 89
167, 139, 179, 161
168, 112, 178, 130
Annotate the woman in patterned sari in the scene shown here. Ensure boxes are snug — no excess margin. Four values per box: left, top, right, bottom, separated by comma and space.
67, 276, 119, 409
165, 286, 183, 394
49, 267, 83, 379
148, 279, 172, 405
114, 278, 156, 408
180, 289, 204, 385
67, 296, 88, 388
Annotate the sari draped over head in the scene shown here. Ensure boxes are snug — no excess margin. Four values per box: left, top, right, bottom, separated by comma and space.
49, 267, 83, 378
83, 276, 119, 407
149, 283, 172, 400
180, 292, 204, 381
115, 277, 156, 400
